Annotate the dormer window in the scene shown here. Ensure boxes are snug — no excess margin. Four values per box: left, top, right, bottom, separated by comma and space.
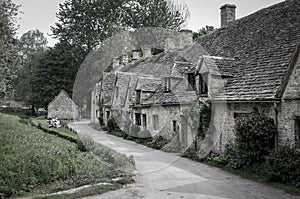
136, 90, 141, 104
199, 74, 208, 95
187, 73, 196, 91
165, 77, 171, 92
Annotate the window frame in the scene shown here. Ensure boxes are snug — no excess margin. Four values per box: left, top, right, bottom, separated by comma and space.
135, 113, 141, 126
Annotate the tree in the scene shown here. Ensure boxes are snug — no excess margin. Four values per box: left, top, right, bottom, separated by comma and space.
0, 0, 20, 99
47, 0, 189, 114
193, 26, 215, 41
14, 29, 48, 114
30, 41, 84, 109
51, 0, 189, 51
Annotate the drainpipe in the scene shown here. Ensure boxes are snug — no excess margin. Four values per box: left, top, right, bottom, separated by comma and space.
274, 102, 279, 151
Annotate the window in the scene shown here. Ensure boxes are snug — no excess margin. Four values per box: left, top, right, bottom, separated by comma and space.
153, 115, 159, 130
199, 74, 208, 95
135, 113, 141, 126
187, 73, 196, 91
295, 118, 300, 149
142, 114, 147, 128
173, 120, 178, 132
165, 77, 171, 92
106, 111, 111, 121
136, 90, 141, 104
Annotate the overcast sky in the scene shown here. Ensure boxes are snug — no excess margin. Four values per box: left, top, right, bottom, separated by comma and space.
13, 0, 284, 46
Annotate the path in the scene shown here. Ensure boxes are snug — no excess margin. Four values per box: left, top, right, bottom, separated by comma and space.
68, 120, 299, 199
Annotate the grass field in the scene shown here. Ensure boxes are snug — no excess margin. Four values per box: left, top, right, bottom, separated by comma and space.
0, 112, 133, 198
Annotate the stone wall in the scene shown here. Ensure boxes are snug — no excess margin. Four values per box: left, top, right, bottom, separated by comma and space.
212, 102, 275, 152
132, 104, 194, 145
278, 50, 300, 147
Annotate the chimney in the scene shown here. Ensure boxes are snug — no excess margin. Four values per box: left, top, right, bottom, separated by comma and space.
122, 53, 128, 65
179, 29, 193, 49
142, 45, 152, 59
112, 57, 119, 69
132, 50, 140, 61
165, 36, 177, 53
220, 4, 236, 28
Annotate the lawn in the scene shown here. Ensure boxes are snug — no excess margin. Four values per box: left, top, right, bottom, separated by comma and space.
0, 112, 133, 198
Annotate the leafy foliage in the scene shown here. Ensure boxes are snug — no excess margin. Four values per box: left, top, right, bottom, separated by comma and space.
107, 116, 121, 132
193, 26, 215, 41
0, 0, 21, 98
14, 29, 48, 113
266, 146, 300, 187
51, 0, 189, 51
234, 112, 276, 166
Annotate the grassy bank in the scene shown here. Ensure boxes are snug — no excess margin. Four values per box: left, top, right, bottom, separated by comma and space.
0, 112, 133, 198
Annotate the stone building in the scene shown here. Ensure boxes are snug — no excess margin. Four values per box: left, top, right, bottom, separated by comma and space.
48, 90, 79, 120
92, 0, 300, 152
193, 0, 300, 151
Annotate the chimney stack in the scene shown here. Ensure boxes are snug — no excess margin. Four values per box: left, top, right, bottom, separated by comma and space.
142, 46, 152, 59
179, 29, 193, 49
112, 57, 119, 69
165, 36, 177, 53
220, 4, 236, 28
122, 53, 129, 65
132, 50, 140, 61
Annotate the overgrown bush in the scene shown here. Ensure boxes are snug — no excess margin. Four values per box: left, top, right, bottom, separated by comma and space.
107, 117, 120, 132
130, 124, 140, 137
234, 112, 276, 166
266, 146, 300, 187
137, 130, 151, 138
148, 135, 169, 149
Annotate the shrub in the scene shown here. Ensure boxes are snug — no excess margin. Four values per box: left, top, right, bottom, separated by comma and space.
207, 153, 230, 167
234, 112, 276, 166
137, 130, 151, 139
266, 146, 300, 186
148, 135, 169, 149
107, 117, 120, 132
129, 125, 140, 137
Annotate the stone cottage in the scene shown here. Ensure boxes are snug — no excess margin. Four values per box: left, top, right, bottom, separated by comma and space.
193, 0, 300, 151
92, 0, 300, 152
48, 90, 79, 120
91, 29, 199, 145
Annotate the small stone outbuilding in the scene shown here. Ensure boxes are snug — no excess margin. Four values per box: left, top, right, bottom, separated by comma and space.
48, 90, 79, 120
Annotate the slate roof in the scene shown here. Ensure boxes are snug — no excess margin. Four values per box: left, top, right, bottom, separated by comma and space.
171, 61, 196, 78
140, 83, 197, 106
121, 52, 188, 78
193, 0, 300, 101
200, 56, 238, 77
136, 77, 161, 92
101, 73, 116, 106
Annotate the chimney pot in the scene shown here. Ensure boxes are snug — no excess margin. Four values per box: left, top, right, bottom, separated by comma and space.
220, 4, 236, 28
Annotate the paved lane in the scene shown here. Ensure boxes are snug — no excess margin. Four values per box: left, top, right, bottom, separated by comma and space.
69, 120, 299, 199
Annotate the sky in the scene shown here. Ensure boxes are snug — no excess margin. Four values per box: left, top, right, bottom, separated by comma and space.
13, 0, 284, 47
